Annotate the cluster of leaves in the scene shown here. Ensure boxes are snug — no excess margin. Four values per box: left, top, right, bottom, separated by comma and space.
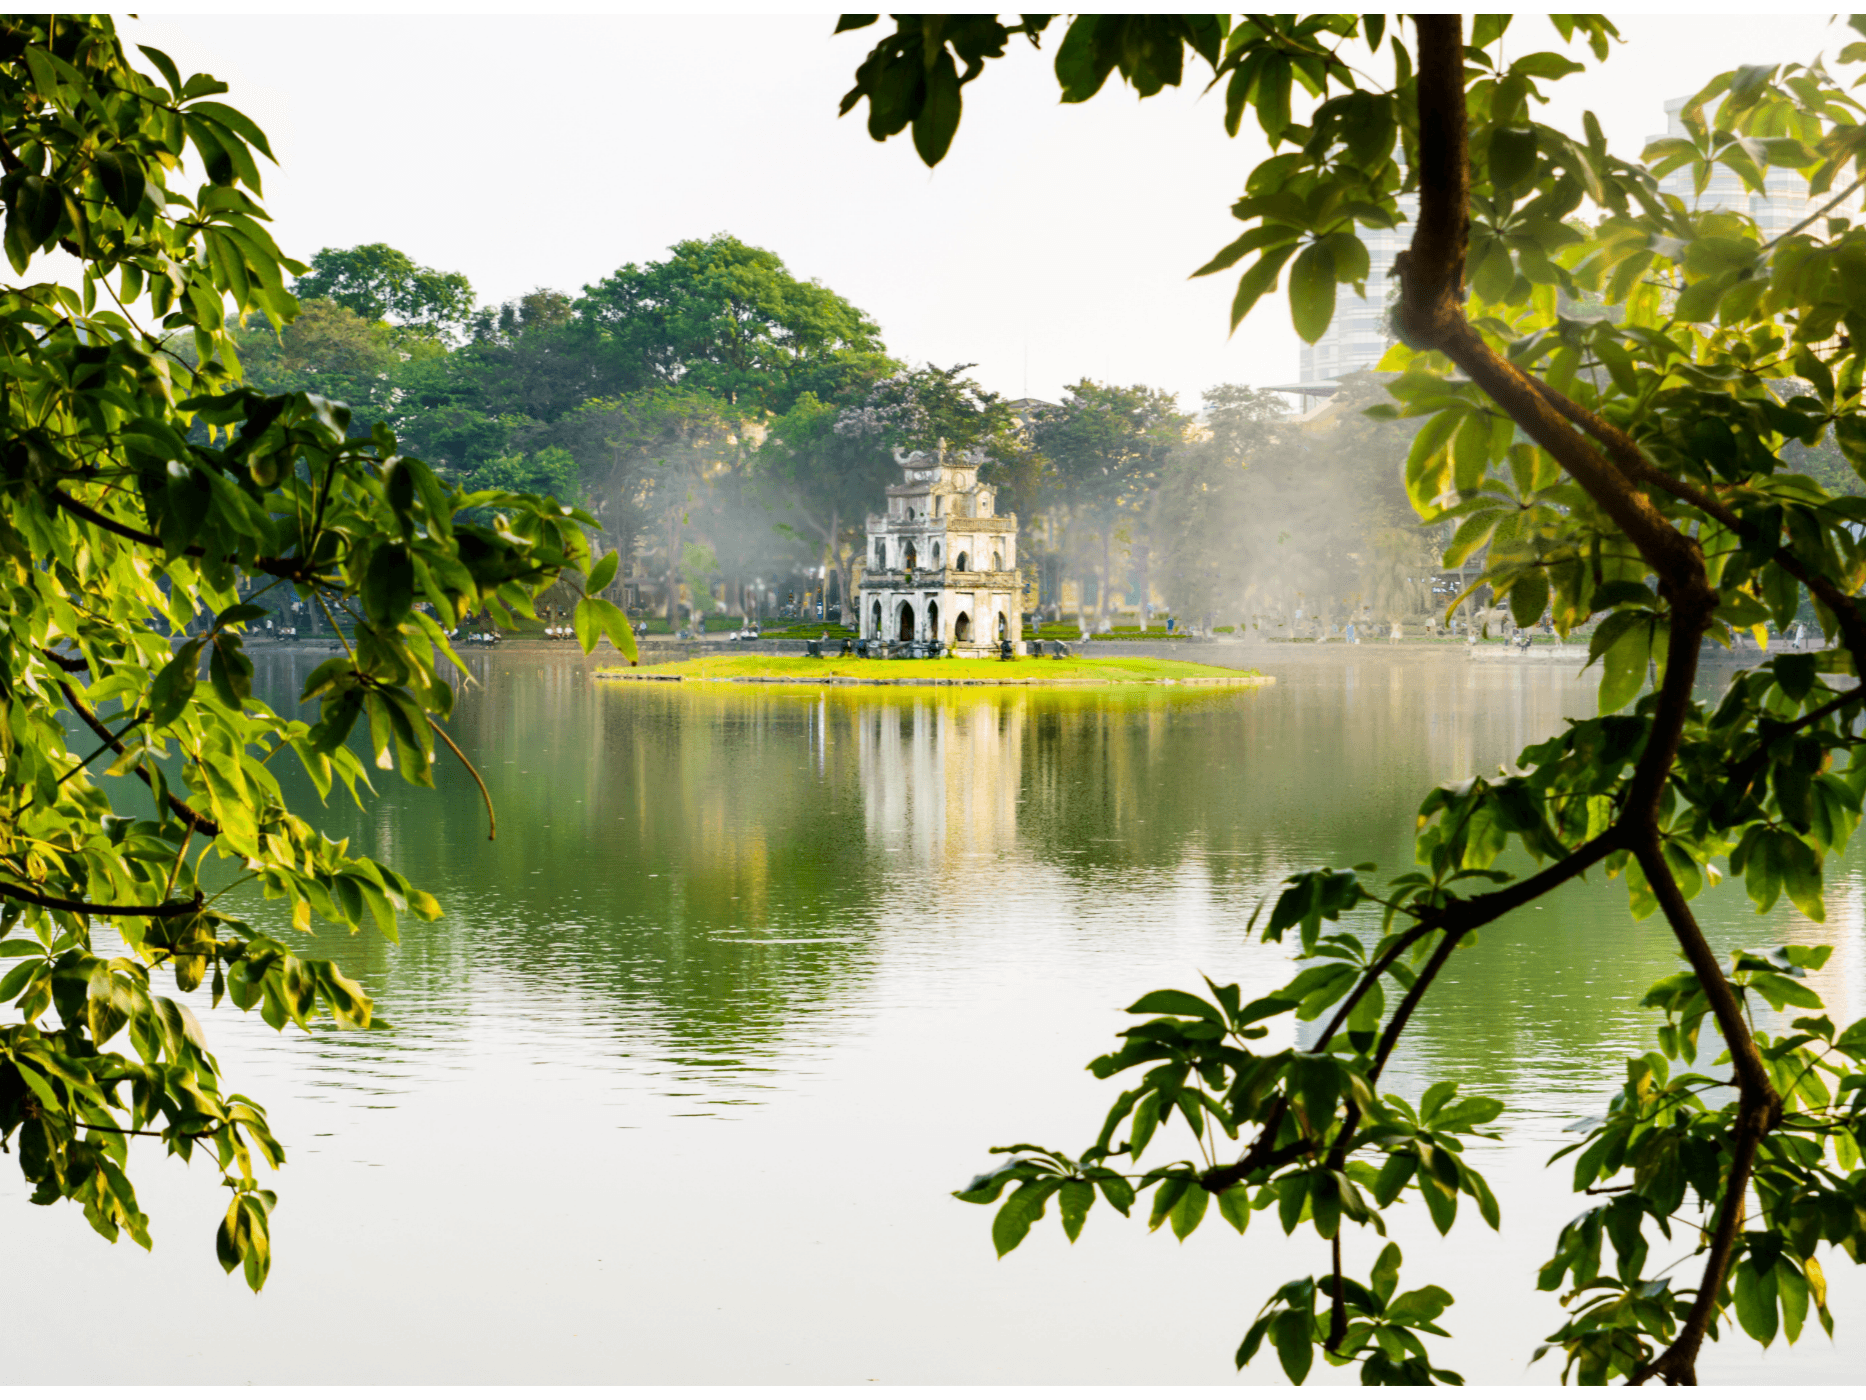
0, 16, 631, 1286
835, 12, 1866, 1380
952, 867, 1506, 1384
1537, 944, 1866, 1383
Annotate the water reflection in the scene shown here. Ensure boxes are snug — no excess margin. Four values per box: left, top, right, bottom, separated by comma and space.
4, 648, 1859, 1383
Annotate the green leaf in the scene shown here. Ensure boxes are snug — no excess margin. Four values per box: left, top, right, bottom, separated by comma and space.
1834, 414, 1866, 476
150, 638, 205, 727
1272, 1307, 1313, 1384
215, 602, 269, 628
362, 545, 414, 625
1058, 1178, 1094, 1242
585, 550, 620, 596
1416, 1166, 1458, 1234
1385, 1283, 1454, 1326
1276, 1172, 1309, 1234
992, 1179, 1057, 1257
0, 957, 40, 1003
1169, 1181, 1209, 1240
1733, 1258, 1779, 1345
1126, 988, 1225, 1023
1510, 51, 1585, 79
1509, 571, 1550, 629
1487, 125, 1538, 191
1217, 1184, 1252, 1234
92, 148, 147, 219
1371, 1241, 1402, 1304
1373, 1151, 1414, 1206
1289, 241, 1337, 344
1776, 1259, 1809, 1343
209, 633, 253, 710
1256, 52, 1292, 140
1597, 616, 1651, 713
1310, 1170, 1342, 1238
1230, 243, 1299, 330
911, 50, 962, 166
576, 596, 639, 663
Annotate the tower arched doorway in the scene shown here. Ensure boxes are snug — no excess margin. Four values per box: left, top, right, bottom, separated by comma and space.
870, 600, 882, 637
954, 611, 972, 642
904, 541, 917, 570
997, 611, 1008, 640
897, 600, 915, 641
928, 600, 940, 642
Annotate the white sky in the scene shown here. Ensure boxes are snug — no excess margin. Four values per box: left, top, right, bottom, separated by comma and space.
127, 11, 1862, 412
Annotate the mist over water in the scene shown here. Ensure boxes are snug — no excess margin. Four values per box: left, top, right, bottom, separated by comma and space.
3, 647, 1859, 1383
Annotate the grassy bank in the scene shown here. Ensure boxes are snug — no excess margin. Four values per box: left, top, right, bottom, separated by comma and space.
594, 654, 1267, 685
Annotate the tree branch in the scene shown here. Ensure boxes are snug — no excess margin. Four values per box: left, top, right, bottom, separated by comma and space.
56, 675, 222, 836
1628, 840, 1776, 1386
1530, 379, 1866, 671
45, 485, 331, 585
0, 880, 200, 918
1393, 19, 1709, 593
1393, 22, 1776, 1383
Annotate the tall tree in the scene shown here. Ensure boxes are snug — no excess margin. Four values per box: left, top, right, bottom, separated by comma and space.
1151, 383, 1285, 628
831, 360, 1015, 455
578, 234, 895, 413
840, 12, 1866, 1385
756, 390, 896, 619
1031, 380, 1186, 628
233, 298, 400, 429
1156, 376, 1419, 633
0, 17, 635, 1289
292, 243, 476, 342
544, 388, 742, 626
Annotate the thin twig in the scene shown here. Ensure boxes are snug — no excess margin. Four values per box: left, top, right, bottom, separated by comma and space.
430, 719, 496, 841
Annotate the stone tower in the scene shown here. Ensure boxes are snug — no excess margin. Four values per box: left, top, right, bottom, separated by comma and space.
857, 445, 1021, 656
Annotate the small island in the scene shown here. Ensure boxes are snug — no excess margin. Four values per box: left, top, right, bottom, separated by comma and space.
594, 655, 1272, 687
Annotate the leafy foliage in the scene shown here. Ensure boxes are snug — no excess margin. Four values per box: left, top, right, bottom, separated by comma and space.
839, 10, 1866, 1386
0, 16, 633, 1287
292, 242, 476, 342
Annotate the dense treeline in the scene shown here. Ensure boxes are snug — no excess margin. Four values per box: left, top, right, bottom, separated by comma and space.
233, 235, 1463, 633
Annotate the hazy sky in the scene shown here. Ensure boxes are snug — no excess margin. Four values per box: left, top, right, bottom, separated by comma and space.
130, 12, 1861, 411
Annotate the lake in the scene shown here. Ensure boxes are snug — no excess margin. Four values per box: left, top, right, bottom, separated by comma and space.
6, 645, 1860, 1384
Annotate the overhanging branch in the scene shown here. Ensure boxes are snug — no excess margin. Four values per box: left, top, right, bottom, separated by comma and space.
0, 879, 200, 918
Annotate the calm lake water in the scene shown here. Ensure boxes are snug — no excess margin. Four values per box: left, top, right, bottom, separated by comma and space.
6, 646, 1861, 1384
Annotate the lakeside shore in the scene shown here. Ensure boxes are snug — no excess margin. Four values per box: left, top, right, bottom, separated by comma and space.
594, 654, 1270, 687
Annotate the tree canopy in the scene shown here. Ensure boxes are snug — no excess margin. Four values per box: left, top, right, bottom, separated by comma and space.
0, 15, 633, 1290
292, 242, 476, 341
579, 233, 894, 413
840, 11, 1866, 1386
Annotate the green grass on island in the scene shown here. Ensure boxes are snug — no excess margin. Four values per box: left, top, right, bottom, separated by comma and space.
594, 654, 1267, 685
